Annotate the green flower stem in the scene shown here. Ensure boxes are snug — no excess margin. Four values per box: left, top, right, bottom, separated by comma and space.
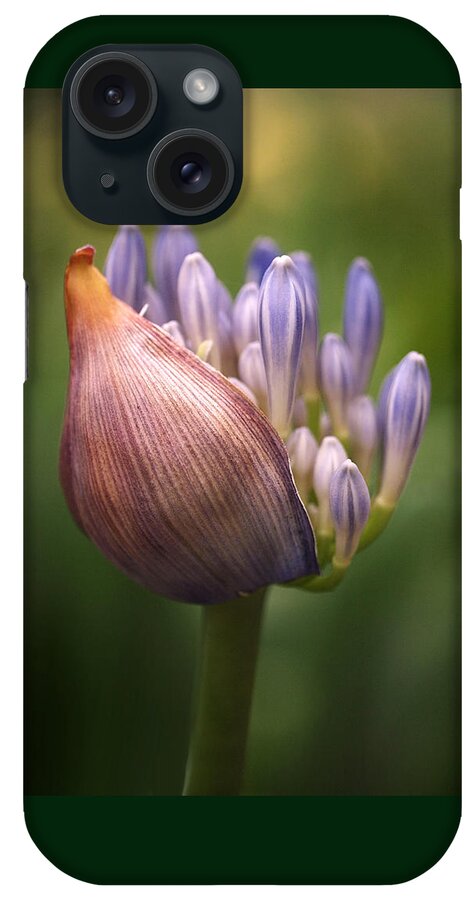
305, 394, 320, 438
317, 532, 334, 569
358, 496, 395, 551
284, 559, 349, 593
183, 588, 266, 796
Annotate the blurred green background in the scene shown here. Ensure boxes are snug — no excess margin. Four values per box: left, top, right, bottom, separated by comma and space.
25, 88, 460, 796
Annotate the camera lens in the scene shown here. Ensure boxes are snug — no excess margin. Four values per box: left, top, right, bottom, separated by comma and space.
147, 130, 234, 215
104, 86, 124, 106
70, 52, 158, 139
180, 162, 202, 186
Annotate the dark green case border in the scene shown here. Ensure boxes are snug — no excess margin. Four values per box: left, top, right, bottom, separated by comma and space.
26, 15, 460, 89
25, 796, 460, 884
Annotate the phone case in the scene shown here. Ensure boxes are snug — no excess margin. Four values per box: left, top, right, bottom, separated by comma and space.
24, 15, 461, 885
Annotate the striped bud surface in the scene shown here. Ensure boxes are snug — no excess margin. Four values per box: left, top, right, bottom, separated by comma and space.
152, 225, 198, 321
258, 255, 305, 438
329, 460, 371, 564
343, 257, 383, 394
317, 333, 354, 438
313, 436, 347, 534
286, 427, 319, 500
378, 351, 431, 505
60, 247, 319, 605
103, 225, 147, 312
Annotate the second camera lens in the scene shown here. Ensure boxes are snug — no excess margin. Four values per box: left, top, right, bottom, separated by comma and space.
147, 130, 234, 216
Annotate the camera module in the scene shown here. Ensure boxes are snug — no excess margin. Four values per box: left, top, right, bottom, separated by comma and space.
70, 51, 158, 139
147, 129, 234, 216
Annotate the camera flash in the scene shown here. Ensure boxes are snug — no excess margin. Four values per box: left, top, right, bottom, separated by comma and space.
183, 68, 219, 106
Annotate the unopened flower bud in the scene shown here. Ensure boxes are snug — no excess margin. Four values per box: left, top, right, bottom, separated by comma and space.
232, 283, 259, 355
312, 436, 347, 534
329, 460, 371, 564
378, 352, 431, 505
348, 395, 378, 481
238, 341, 268, 412
291, 251, 319, 397
317, 333, 354, 438
142, 283, 168, 326
258, 255, 305, 437
178, 253, 222, 371
246, 236, 281, 284
60, 246, 318, 604
152, 225, 198, 320
286, 427, 319, 499
104, 225, 147, 312
343, 257, 383, 394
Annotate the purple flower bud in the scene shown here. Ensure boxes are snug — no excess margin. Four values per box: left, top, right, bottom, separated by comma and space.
246, 236, 281, 284
238, 341, 268, 412
228, 377, 258, 406
152, 225, 198, 320
142, 282, 169, 326
376, 365, 398, 440
293, 396, 308, 428
317, 333, 354, 438
290, 251, 319, 397
161, 320, 187, 347
217, 280, 234, 319
329, 460, 371, 564
313, 436, 347, 533
348, 395, 378, 481
232, 283, 259, 355
287, 427, 319, 499
177, 252, 222, 371
104, 225, 147, 312
343, 257, 383, 394
258, 255, 305, 437
379, 352, 431, 505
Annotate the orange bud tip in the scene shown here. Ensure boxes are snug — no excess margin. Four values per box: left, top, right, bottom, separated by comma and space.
70, 245, 96, 266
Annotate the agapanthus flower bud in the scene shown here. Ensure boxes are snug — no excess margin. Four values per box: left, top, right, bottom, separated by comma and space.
246, 236, 281, 284
142, 282, 168, 326
329, 460, 371, 564
378, 351, 431, 506
217, 280, 234, 319
238, 341, 268, 412
177, 252, 222, 371
286, 427, 318, 499
60, 247, 319, 605
104, 225, 147, 312
348, 395, 378, 481
228, 377, 258, 406
290, 251, 319, 397
317, 333, 354, 438
152, 225, 198, 320
258, 255, 305, 437
312, 436, 347, 534
161, 320, 187, 347
293, 396, 308, 428
232, 283, 259, 355
376, 365, 397, 440
343, 257, 383, 394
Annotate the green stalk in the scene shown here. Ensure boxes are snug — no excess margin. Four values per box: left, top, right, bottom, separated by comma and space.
183, 588, 266, 796
358, 496, 395, 551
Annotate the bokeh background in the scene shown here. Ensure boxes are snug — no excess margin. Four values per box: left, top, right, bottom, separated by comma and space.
25, 88, 460, 796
